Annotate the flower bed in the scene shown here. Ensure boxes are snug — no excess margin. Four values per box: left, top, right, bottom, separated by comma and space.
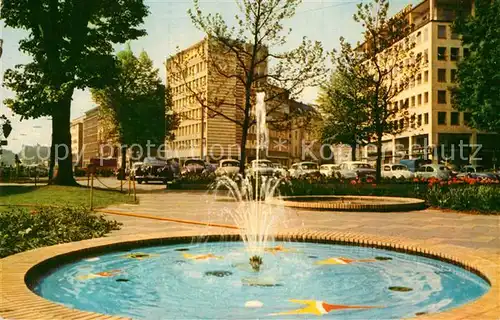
170, 172, 500, 214
281, 175, 500, 214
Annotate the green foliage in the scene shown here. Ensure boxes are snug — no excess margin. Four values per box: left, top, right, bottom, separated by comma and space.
426, 184, 500, 213
0, 206, 121, 258
1, 0, 149, 185
178, 172, 216, 185
452, 0, 500, 132
317, 71, 370, 159
92, 45, 179, 149
332, 0, 421, 180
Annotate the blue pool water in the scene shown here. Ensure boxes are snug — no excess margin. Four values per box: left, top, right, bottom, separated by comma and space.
34, 242, 489, 319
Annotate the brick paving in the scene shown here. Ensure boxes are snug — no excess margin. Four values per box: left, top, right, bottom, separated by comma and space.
1, 180, 499, 319
102, 189, 499, 255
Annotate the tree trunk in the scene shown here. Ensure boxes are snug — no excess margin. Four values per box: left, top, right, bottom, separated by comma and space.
51, 96, 77, 186
120, 145, 127, 180
375, 131, 383, 183
350, 143, 357, 161
48, 139, 56, 183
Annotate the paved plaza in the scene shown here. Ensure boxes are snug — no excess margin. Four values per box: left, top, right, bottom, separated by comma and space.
92, 178, 500, 256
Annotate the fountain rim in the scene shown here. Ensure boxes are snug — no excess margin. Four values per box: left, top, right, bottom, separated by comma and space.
274, 195, 426, 212
0, 230, 497, 320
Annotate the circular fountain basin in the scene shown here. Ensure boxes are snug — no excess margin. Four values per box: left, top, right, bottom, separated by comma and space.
32, 241, 488, 319
276, 195, 425, 212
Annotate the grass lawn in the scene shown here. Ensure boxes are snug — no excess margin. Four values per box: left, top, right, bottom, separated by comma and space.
0, 185, 135, 209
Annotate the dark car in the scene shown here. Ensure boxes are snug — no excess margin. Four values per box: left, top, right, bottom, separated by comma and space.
135, 158, 174, 184
182, 159, 208, 175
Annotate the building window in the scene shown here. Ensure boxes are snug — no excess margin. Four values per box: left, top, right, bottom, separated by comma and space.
464, 112, 472, 125
438, 25, 447, 39
424, 70, 429, 82
437, 90, 447, 104
417, 114, 422, 126
417, 94, 422, 105
438, 47, 447, 60
450, 47, 459, 61
424, 113, 429, 124
451, 69, 457, 83
438, 47, 446, 60
411, 96, 416, 107
451, 27, 460, 39
416, 73, 422, 85
463, 47, 470, 58
424, 92, 429, 103
424, 49, 429, 63
438, 112, 447, 125
438, 69, 447, 82
451, 112, 460, 125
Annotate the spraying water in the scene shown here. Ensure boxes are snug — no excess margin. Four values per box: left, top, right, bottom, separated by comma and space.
215, 92, 282, 267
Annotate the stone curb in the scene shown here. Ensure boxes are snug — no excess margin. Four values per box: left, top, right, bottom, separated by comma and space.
276, 195, 426, 212
0, 230, 498, 320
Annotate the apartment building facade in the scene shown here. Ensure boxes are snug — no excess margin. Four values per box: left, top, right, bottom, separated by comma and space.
374, 0, 497, 167
166, 38, 309, 165
70, 115, 84, 167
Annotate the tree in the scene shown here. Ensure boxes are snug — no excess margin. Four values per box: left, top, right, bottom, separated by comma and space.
91, 46, 179, 175
317, 70, 370, 161
169, 0, 327, 174
334, 0, 421, 181
1, 0, 149, 185
451, 0, 500, 133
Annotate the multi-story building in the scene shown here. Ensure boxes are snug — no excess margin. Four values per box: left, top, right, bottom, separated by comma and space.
82, 107, 100, 167
70, 116, 84, 167
367, 0, 497, 167
75, 107, 118, 168
166, 38, 305, 165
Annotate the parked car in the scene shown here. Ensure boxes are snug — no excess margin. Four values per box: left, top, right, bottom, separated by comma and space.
182, 159, 207, 175
272, 163, 288, 177
414, 164, 452, 180
130, 162, 143, 176
246, 159, 275, 177
167, 158, 180, 180
457, 165, 498, 180
338, 161, 376, 180
289, 162, 320, 178
215, 159, 240, 176
381, 163, 414, 179
319, 164, 340, 178
400, 159, 428, 173
135, 159, 172, 184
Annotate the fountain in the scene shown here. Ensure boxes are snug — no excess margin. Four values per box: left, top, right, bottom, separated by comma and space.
215, 92, 282, 272
26, 94, 491, 319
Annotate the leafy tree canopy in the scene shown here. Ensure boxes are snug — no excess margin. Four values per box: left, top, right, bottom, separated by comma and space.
452, 0, 500, 132
92, 45, 179, 149
1, 0, 149, 185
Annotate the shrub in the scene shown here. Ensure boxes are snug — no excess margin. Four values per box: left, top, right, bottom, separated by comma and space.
0, 206, 121, 258
74, 167, 87, 177
178, 171, 216, 185
426, 184, 500, 213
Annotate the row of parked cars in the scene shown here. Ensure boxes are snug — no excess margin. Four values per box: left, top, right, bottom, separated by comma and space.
130, 156, 499, 184
319, 162, 500, 181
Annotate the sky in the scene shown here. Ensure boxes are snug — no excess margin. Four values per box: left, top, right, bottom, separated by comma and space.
0, 0, 411, 153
